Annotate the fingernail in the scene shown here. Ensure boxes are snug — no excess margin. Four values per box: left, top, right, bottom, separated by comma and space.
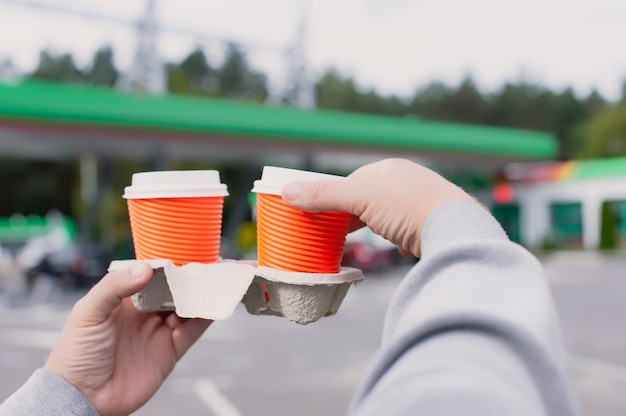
283, 182, 302, 201
130, 263, 149, 279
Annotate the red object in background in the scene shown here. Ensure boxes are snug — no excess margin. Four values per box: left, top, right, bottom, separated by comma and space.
342, 227, 400, 271
492, 183, 515, 204
342, 241, 396, 271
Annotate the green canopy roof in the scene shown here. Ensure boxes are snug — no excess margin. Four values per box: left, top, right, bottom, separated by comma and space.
0, 215, 76, 242
0, 80, 557, 160
569, 157, 626, 179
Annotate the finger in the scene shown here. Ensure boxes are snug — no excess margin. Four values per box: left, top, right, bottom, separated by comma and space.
282, 178, 359, 214
76, 262, 153, 323
167, 315, 213, 359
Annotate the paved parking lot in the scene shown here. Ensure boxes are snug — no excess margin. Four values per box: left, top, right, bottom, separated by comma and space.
1, 254, 626, 415
544, 252, 626, 416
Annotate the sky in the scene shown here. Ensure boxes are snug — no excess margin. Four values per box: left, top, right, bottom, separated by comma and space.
0, 0, 625, 101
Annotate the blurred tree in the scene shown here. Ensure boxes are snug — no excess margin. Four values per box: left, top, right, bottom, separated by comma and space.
355, 89, 380, 113
218, 44, 246, 95
240, 71, 268, 101
485, 83, 550, 130
166, 63, 193, 95
484, 85, 603, 159
445, 76, 488, 124
31, 50, 82, 83
584, 89, 607, 117
377, 94, 407, 116
408, 76, 487, 124
407, 81, 451, 120
548, 88, 588, 159
579, 106, 626, 158
217, 43, 267, 101
180, 48, 212, 78
167, 47, 217, 96
567, 90, 610, 157
168, 48, 207, 95
317, 69, 607, 160
84, 46, 118, 87
167, 46, 267, 101
315, 69, 361, 112
180, 48, 216, 91
315, 69, 407, 116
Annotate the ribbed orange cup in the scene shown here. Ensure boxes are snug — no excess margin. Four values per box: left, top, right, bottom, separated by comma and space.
252, 167, 351, 274
127, 197, 224, 266
123, 170, 228, 266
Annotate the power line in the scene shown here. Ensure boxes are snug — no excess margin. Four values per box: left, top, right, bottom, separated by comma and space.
1, 0, 313, 104
0, 0, 133, 26
0, 0, 285, 54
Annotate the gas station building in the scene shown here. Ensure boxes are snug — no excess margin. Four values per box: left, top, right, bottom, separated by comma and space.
1, 79, 579, 250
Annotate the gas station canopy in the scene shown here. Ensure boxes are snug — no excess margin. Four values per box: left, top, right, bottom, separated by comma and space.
0, 80, 557, 168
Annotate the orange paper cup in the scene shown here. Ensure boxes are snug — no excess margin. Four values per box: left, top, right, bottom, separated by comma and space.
252, 167, 350, 274
123, 170, 228, 266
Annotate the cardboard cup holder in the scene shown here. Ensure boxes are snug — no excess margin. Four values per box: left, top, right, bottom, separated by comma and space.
117, 167, 363, 325
108, 259, 364, 325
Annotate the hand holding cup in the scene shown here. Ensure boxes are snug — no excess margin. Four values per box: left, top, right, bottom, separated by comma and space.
252, 167, 352, 274
281, 158, 476, 258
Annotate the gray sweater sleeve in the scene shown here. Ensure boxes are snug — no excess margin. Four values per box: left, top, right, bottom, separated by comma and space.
0, 368, 99, 416
348, 202, 580, 416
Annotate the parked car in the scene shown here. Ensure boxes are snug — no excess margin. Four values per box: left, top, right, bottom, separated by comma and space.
25, 241, 112, 290
342, 227, 402, 272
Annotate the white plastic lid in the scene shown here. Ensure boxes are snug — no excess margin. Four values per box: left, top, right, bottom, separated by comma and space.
251, 166, 345, 195
123, 170, 229, 199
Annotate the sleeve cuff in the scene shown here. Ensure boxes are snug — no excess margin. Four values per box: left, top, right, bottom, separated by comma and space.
0, 368, 99, 416
420, 201, 509, 257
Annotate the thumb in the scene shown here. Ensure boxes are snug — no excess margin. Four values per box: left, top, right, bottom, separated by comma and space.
77, 262, 153, 323
282, 178, 357, 214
